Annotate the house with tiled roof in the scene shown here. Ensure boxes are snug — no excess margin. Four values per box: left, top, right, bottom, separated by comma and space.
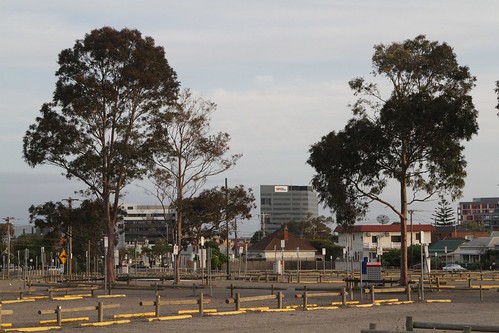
247, 225, 317, 260
334, 223, 434, 262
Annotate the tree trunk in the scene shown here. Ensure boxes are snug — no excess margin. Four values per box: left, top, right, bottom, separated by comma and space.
400, 180, 408, 286
174, 211, 181, 284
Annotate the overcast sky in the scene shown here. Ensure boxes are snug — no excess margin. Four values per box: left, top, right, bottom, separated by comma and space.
1, 1, 499, 237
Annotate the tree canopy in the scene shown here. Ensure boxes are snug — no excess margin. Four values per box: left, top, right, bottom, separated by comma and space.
182, 185, 256, 244
23, 27, 180, 283
432, 197, 455, 226
148, 88, 241, 283
308, 35, 479, 285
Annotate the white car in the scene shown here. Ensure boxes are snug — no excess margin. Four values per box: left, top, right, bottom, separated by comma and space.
443, 264, 466, 272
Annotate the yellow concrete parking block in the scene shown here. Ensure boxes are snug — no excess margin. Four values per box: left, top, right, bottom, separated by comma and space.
113, 312, 155, 319
51, 296, 82, 301
80, 320, 130, 327
382, 301, 414, 305
39, 317, 89, 324
205, 311, 246, 316
1, 323, 13, 328
424, 299, 451, 303
304, 306, 338, 311
21, 296, 49, 300
239, 307, 269, 312
4, 327, 61, 332
286, 304, 317, 309
1, 299, 36, 304
331, 301, 359, 306
145, 315, 192, 322
256, 309, 296, 313
348, 303, 374, 308
374, 298, 399, 304
97, 294, 127, 299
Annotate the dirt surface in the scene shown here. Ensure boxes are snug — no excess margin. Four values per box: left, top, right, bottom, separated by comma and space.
1, 279, 498, 332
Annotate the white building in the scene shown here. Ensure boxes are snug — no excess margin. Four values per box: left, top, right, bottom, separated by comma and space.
334, 223, 434, 262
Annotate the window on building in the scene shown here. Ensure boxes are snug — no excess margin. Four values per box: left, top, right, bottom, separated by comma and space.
372, 236, 377, 243
261, 198, 271, 205
391, 235, 401, 243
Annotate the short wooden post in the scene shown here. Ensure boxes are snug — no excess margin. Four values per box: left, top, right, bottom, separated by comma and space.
341, 287, 347, 306
436, 276, 440, 288
192, 284, 197, 296
468, 278, 472, 288
271, 284, 275, 295
303, 291, 308, 310
56, 305, 62, 326
155, 294, 161, 317
406, 285, 411, 302
235, 293, 241, 311
370, 286, 375, 304
97, 302, 104, 322
199, 293, 204, 314
277, 291, 283, 309
406, 316, 413, 331
91, 288, 95, 297
369, 323, 376, 329
463, 326, 471, 333
480, 284, 483, 302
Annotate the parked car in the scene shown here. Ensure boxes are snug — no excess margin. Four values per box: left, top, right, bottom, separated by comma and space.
443, 264, 466, 272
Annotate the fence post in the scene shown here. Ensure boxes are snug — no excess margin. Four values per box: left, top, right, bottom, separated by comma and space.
406, 285, 411, 302
406, 316, 413, 331
480, 284, 483, 302
277, 291, 283, 309
97, 302, 104, 322
235, 293, 241, 311
155, 294, 161, 317
199, 293, 204, 314
56, 305, 62, 326
303, 291, 308, 310
271, 284, 275, 295
341, 287, 347, 306
468, 278, 472, 288
370, 286, 375, 304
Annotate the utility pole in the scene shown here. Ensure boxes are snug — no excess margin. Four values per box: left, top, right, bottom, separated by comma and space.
225, 178, 230, 280
2, 217, 15, 279
63, 197, 79, 276
408, 209, 422, 269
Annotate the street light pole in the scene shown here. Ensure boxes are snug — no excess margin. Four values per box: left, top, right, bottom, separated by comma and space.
2, 217, 15, 279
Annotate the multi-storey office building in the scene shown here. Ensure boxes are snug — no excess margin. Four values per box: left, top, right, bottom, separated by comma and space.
118, 204, 175, 248
260, 185, 319, 235
457, 197, 499, 230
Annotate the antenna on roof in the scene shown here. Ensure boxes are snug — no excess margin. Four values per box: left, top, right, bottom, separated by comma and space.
376, 214, 390, 225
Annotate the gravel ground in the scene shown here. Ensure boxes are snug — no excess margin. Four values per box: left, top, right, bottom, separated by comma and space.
1, 279, 498, 332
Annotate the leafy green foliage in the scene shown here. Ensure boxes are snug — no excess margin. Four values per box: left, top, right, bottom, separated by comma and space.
22, 27, 180, 282
433, 197, 455, 226
182, 185, 256, 244
204, 240, 227, 270
308, 35, 479, 284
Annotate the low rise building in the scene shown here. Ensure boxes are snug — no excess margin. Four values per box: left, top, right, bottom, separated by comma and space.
334, 223, 434, 262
